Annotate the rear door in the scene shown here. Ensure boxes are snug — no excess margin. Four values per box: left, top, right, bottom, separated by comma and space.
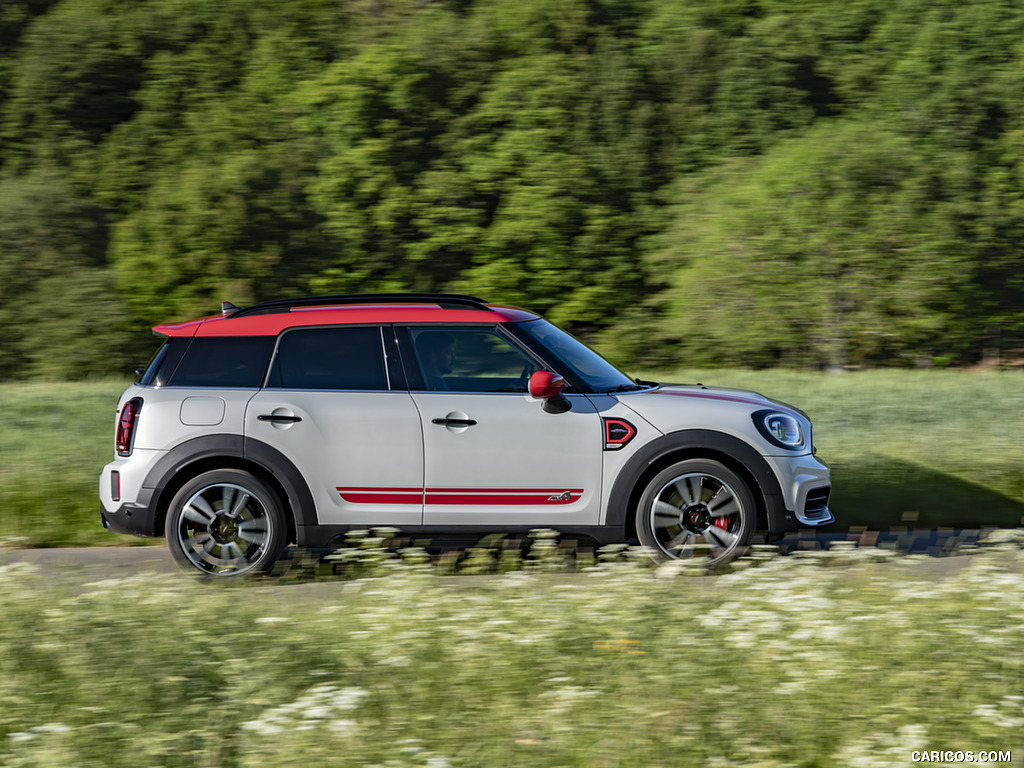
245, 325, 424, 526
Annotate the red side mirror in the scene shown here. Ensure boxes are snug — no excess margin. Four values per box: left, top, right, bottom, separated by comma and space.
529, 370, 565, 400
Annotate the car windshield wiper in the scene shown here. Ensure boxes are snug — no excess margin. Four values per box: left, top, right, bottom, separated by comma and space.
602, 383, 650, 393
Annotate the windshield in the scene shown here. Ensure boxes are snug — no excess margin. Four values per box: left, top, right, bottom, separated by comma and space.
518, 319, 645, 393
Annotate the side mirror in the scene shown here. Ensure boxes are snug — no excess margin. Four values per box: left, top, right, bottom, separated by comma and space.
529, 370, 571, 413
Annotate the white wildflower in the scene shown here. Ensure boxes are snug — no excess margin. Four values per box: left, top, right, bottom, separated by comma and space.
832, 724, 928, 768
242, 685, 368, 737
973, 699, 1024, 728
328, 719, 357, 736
31, 723, 73, 734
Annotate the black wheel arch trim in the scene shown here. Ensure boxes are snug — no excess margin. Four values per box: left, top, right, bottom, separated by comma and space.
606, 429, 792, 534
138, 434, 317, 539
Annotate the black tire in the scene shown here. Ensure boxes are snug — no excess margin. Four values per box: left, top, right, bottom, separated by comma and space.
165, 469, 287, 576
636, 459, 755, 566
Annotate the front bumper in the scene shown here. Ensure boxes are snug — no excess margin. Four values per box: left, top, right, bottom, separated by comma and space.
797, 485, 833, 527
766, 452, 834, 529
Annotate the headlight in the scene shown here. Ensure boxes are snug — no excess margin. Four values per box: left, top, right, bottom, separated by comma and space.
752, 409, 805, 450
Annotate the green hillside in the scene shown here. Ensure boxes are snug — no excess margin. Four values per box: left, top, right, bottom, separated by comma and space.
4, 0, 1024, 376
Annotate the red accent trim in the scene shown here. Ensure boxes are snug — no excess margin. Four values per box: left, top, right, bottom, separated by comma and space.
603, 418, 637, 449
152, 317, 210, 337
340, 493, 422, 504
338, 486, 421, 493
426, 488, 584, 494
337, 487, 421, 505
336, 487, 584, 505
426, 493, 579, 505
155, 305, 538, 338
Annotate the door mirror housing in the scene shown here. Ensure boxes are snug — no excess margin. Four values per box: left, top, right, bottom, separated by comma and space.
529, 370, 571, 413
529, 370, 565, 399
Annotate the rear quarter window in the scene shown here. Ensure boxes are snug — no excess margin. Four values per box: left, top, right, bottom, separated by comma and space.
136, 337, 188, 387
167, 337, 275, 388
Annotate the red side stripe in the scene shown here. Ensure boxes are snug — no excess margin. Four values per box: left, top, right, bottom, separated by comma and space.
425, 493, 581, 505
337, 487, 422, 505
337, 487, 421, 493
336, 487, 584, 505
340, 493, 423, 504
426, 488, 584, 495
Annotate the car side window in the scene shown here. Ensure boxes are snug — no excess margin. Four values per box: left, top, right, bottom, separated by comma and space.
267, 326, 389, 391
407, 326, 538, 392
167, 337, 275, 388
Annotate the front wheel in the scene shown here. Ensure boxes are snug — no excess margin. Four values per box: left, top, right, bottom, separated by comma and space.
636, 459, 755, 566
165, 469, 287, 577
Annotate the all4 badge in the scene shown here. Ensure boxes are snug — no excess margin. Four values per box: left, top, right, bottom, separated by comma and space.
547, 491, 572, 502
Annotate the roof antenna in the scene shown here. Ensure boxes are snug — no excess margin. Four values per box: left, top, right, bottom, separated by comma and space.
222, 301, 241, 317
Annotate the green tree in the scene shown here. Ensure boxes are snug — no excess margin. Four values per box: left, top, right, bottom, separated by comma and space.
99, 0, 347, 322
969, 126, 1024, 362
0, 0, 149, 184
652, 122, 970, 368
110, 141, 335, 322
0, 0, 59, 105
0, 173, 138, 378
305, 0, 666, 328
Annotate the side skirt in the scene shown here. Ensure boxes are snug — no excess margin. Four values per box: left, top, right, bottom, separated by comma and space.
297, 524, 626, 550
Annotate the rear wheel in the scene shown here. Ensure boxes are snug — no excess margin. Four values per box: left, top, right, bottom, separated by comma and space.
636, 459, 754, 566
165, 469, 287, 577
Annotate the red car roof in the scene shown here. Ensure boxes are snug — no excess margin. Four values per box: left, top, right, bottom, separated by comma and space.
153, 303, 539, 338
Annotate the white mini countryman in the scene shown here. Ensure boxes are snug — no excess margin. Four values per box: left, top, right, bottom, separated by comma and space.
100, 294, 833, 576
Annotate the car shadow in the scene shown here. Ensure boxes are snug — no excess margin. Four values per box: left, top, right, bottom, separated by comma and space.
828, 457, 1024, 530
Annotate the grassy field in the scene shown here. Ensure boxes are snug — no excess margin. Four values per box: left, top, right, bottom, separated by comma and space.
2, 370, 1024, 547
0, 380, 130, 547
0, 540, 1022, 767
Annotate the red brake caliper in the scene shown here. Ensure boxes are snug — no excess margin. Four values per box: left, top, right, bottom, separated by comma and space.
714, 516, 731, 530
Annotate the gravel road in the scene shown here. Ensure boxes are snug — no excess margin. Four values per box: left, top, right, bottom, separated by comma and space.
0, 529, 988, 586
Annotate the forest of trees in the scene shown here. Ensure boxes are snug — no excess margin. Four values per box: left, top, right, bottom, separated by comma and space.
3, 0, 1024, 378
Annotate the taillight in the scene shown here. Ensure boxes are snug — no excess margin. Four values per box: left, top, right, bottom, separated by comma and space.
116, 397, 143, 456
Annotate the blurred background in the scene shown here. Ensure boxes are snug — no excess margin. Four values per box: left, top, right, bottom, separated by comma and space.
3, 0, 1024, 377
2, 0, 1024, 545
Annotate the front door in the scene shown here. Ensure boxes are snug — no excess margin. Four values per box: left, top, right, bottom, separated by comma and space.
404, 325, 604, 527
